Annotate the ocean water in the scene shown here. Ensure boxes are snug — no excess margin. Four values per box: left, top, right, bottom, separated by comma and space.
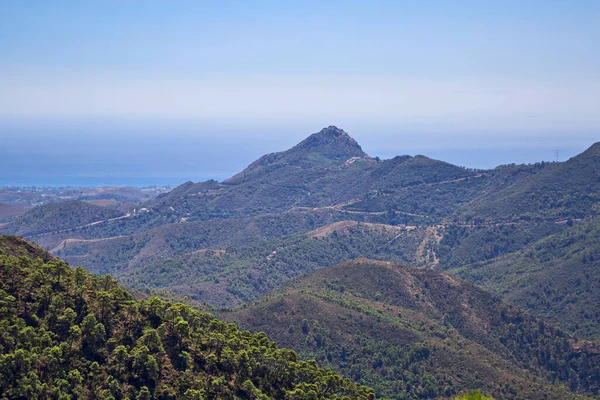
0, 119, 594, 187
0, 177, 194, 188
0, 148, 584, 188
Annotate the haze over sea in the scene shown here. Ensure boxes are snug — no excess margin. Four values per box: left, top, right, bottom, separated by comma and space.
0, 118, 594, 187
1, 1, 598, 186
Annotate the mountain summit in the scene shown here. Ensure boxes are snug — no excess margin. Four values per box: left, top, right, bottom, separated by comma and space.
289, 125, 366, 160
226, 126, 368, 183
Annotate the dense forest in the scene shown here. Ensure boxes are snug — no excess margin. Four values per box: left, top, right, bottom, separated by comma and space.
0, 236, 374, 399
226, 259, 600, 400
448, 216, 600, 338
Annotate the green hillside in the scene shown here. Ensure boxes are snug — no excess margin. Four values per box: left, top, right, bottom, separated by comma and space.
50, 209, 370, 275
3, 200, 125, 237
450, 217, 600, 339
115, 222, 425, 307
0, 235, 56, 261
0, 202, 29, 222
225, 259, 600, 400
459, 143, 600, 221
0, 236, 374, 399
2, 128, 599, 345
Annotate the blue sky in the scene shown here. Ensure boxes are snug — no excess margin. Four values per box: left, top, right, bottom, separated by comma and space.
0, 1, 599, 184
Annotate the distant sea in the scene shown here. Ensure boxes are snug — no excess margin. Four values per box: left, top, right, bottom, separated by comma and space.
0, 147, 586, 188
0, 177, 219, 188
0, 119, 593, 188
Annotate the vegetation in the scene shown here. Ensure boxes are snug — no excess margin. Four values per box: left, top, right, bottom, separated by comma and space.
459, 143, 600, 221
3, 128, 599, 348
0, 203, 29, 222
117, 223, 425, 307
225, 259, 600, 399
0, 236, 374, 399
451, 217, 600, 338
1, 129, 599, 398
3, 200, 124, 237
452, 392, 494, 400
435, 222, 568, 270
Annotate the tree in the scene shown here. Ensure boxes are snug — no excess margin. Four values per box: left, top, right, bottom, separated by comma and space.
136, 386, 151, 400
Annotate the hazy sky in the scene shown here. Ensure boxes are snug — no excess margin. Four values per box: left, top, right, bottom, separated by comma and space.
0, 1, 598, 185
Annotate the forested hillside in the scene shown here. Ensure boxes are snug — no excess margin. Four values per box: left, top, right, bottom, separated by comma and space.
226, 259, 600, 400
459, 142, 600, 221
450, 217, 600, 338
2, 127, 599, 344
0, 202, 29, 222
2, 200, 125, 237
0, 235, 374, 399
115, 223, 425, 307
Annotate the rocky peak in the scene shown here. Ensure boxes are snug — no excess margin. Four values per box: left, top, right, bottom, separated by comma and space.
225, 126, 368, 183
317, 125, 350, 138
290, 126, 366, 159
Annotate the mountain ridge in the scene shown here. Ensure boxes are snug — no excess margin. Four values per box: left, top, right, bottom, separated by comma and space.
225, 125, 369, 184
3, 127, 599, 343
0, 234, 56, 261
225, 258, 600, 399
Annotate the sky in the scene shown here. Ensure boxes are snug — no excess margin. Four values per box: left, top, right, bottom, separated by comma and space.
0, 1, 599, 185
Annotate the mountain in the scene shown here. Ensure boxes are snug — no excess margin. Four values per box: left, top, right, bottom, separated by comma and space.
112, 221, 426, 307
450, 216, 600, 339
459, 143, 600, 221
2, 127, 599, 341
225, 259, 600, 400
0, 236, 374, 399
142, 127, 375, 220
140, 126, 480, 223
0, 186, 166, 207
0, 202, 29, 222
2, 200, 125, 237
226, 126, 368, 184
0, 234, 56, 261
